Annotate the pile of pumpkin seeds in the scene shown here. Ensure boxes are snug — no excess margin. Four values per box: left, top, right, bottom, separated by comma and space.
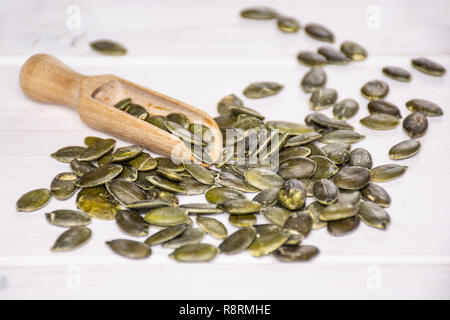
17, 7, 446, 263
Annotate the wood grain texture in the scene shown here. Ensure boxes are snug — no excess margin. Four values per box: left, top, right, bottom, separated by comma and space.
0, 0, 449, 299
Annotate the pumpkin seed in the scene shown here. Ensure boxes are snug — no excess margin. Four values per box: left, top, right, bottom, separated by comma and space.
228, 105, 265, 120
334, 166, 370, 190
147, 116, 169, 131
46, 210, 91, 227
126, 104, 148, 120
297, 51, 327, 67
163, 228, 205, 249
310, 88, 338, 110
70, 159, 97, 176
318, 46, 350, 64
305, 201, 327, 229
146, 187, 179, 206
76, 185, 109, 201
125, 199, 171, 210
84, 136, 105, 146
327, 149, 350, 164
244, 168, 284, 190
327, 215, 360, 236
320, 202, 358, 221
283, 212, 312, 244
285, 132, 322, 147
333, 98, 359, 120
144, 225, 187, 246
403, 112, 428, 138
313, 179, 339, 205
320, 130, 365, 144
253, 187, 280, 207
78, 138, 116, 162
337, 190, 362, 205
180, 177, 212, 195
300, 67, 327, 93
274, 245, 319, 262
307, 112, 354, 130
340, 41, 367, 61
170, 243, 219, 262
219, 199, 261, 215
265, 120, 314, 135
243, 82, 284, 99
229, 214, 257, 227
406, 99, 443, 117
358, 201, 390, 230
117, 164, 138, 181
371, 164, 408, 182
183, 162, 215, 185
105, 180, 145, 205
382, 66, 412, 82
144, 207, 188, 226
179, 203, 221, 215
166, 113, 190, 128
322, 142, 351, 155
361, 183, 391, 207
16, 188, 51, 212
196, 216, 227, 239
205, 187, 247, 204
189, 123, 213, 144
51, 146, 86, 163
279, 146, 311, 163
50, 172, 78, 200
360, 114, 399, 130
109, 145, 143, 162
304, 142, 327, 156
310, 156, 338, 179
279, 179, 307, 210
361, 80, 389, 100
77, 194, 120, 220
219, 227, 256, 254
134, 171, 157, 190
217, 94, 244, 115
304, 23, 334, 42
349, 148, 373, 169
411, 57, 446, 76
278, 157, 317, 179
277, 16, 300, 33
114, 210, 149, 236
106, 239, 151, 259
156, 168, 183, 182
368, 100, 402, 118
113, 98, 132, 110
217, 169, 259, 192
261, 207, 292, 226
389, 140, 421, 160
247, 224, 289, 257
146, 175, 186, 193
51, 227, 92, 252
240, 6, 278, 20
90, 40, 126, 55
165, 121, 205, 146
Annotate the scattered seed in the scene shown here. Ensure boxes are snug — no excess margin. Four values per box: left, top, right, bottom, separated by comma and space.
403, 112, 428, 138
45, 210, 91, 227
16, 188, 51, 212
382, 66, 412, 82
411, 57, 446, 76
297, 51, 328, 67
371, 164, 408, 183
340, 41, 367, 61
358, 201, 390, 230
406, 99, 443, 117
333, 98, 359, 120
360, 113, 399, 130
106, 239, 151, 259
170, 243, 219, 262
304, 23, 334, 42
243, 82, 284, 99
368, 100, 402, 118
300, 67, 327, 93
197, 216, 228, 239
240, 6, 278, 20
389, 140, 421, 160
361, 183, 391, 207
361, 80, 389, 100
90, 40, 127, 56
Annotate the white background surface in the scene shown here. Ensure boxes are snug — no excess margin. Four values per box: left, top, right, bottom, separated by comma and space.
1, 0, 450, 299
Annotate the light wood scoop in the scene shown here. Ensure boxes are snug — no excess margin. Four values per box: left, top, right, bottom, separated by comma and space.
19, 54, 222, 165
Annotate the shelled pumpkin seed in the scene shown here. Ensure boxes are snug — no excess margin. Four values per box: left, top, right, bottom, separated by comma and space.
382, 66, 412, 82
411, 57, 446, 76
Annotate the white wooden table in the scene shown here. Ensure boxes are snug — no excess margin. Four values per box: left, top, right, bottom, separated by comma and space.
1, 0, 449, 299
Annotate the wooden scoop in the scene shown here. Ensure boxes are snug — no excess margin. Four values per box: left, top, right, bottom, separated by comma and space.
19, 54, 222, 165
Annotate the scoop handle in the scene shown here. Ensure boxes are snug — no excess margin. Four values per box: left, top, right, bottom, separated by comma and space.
19, 54, 83, 109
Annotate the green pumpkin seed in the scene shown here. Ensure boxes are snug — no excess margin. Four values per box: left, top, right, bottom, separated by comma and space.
304, 23, 334, 42
50, 172, 78, 200
361, 80, 389, 100
307, 112, 353, 130
163, 228, 205, 248
228, 105, 265, 120
279, 146, 311, 163
217, 170, 259, 192
274, 245, 319, 262
109, 145, 143, 162
126, 104, 148, 120
76, 185, 109, 201
411, 57, 446, 76
128, 153, 157, 171
45, 210, 91, 227
318, 46, 350, 64
219, 227, 256, 254
313, 179, 339, 205
327, 149, 350, 164
179, 203, 222, 214
403, 112, 428, 138
349, 148, 373, 169
371, 164, 408, 183
278, 157, 317, 179
229, 214, 257, 227
113, 98, 132, 110
170, 243, 219, 262
146, 175, 186, 193
90, 40, 126, 56
360, 113, 399, 130
265, 120, 314, 135
284, 132, 322, 147
183, 162, 215, 185
166, 113, 190, 128
156, 168, 184, 182
309, 88, 338, 110
252, 187, 280, 207
144, 225, 187, 246
297, 51, 327, 67
389, 140, 421, 160
261, 207, 293, 226
277, 16, 300, 33
179, 177, 211, 195
16, 188, 51, 212
77, 194, 120, 220
310, 156, 338, 179
217, 94, 244, 115
76, 164, 122, 188
304, 143, 326, 158
117, 164, 138, 181
144, 207, 188, 227
51, 227, 92, 252
337, 190, 362, 205
240, 6, 278, 20
115, 210, 149, 237
283, 212, 312, 244
84, 136, 104, 146
361, 183, 391, 207
322, 142, 351, 155
146, 188, 179, 206
205, 187, 247, 204
327, 215, 360, 236
300, 67, 327, 93
320, 202, 358, 221
340, 41, 367, 61
147, 116, 169, 131
334, 166, 370, 190
406, 99, 443, 117
70, 159, 97, 176
51, 146, 86, 163
78, 138, 116, 162
247, 224, 289, 257
196, 216, 227, 239
244, 168, 284, 190
358, 201, 390, 230
320, 130, 365, 144
243, 82, 284, 99
106, 239, 151, 259
305, 201, 327, 229
382, 66, 412, 82
125, 199, 171, 210
368, 100, 402, 118
279, 179, 307, 210
219, 199, 261, 215
165, 121, 205, 146
333, 98, 359, 120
